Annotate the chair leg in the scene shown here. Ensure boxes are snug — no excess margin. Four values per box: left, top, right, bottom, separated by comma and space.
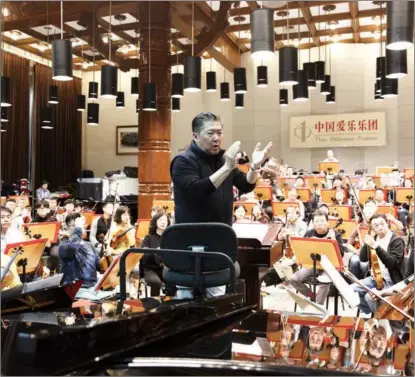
334, 291, 339, 316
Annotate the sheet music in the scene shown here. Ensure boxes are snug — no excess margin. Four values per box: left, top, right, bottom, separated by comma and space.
232, 223, 270, 242
283, 286, 329, 315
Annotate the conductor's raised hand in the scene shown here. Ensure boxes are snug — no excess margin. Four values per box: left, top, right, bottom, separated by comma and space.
251, 142, 273, 169
223, 141, 241, 170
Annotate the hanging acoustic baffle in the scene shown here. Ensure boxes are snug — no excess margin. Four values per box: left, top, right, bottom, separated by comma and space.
376, 80, 382, 93
76, 95, 86, 111
235, 93, 244, 109
52, 39, 73, 81
234, 67, 247, 93
172, 97, 180, 112
293, 70, 309, 102
251, 8, 275, 60
40, 107, 52, 123
48, 85, 59, 104
116, 91, 125, 108
386, 0, 414, 51
320, 75, 331, 95
303, 62, 316, 89
1, 76, 11, 106
184, 56, 201, 92
386, 49, 408, 79
131, 77, 139, 97
257, 66, 268, 88
279, 46, 298, 85
376, 57, 386, 80
375, 83, 383, 101
326, 86, 336, 104
279, 88, 288, 107
206, 71, 217, 92
382, 77, 398, 98
87, 103, 99, 125
136, 99, 140, 113
101, 65, 118, 98
220, 82, 230, 101
1, 107, 9, 122
143, 83, 157, 111
172, 73, 184, 97
315, 61, 325, 84
88, 82, 99, 99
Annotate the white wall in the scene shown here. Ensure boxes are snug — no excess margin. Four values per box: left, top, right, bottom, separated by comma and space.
82, 43, 414, 177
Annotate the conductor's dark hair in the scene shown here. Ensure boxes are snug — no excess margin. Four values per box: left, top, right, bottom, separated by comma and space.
192, 112, 221, 133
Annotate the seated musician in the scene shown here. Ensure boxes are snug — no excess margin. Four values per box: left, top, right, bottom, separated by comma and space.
374, 189, 389, 206
332, 175, 344, 191
140, 212, 170, 296
294, 176, 305, 189
13, 197, 32, 224
0, 206, 25, 254
251, 205, 271, 223
57, 199, 75, 230
106, 206, 136, 256
366, 178, 377, 189
89, 200, 114, 255
278, 206, 308, 241
289, 210, 345, 305
333, 190, 347, 205
150, 205, 164, 218
33, 200, 57, 223
284, 189, 305, 220
36, 180, 51, 203
351, 214, 405, 315
233, 204, 251, 223
307, 203, 330, 230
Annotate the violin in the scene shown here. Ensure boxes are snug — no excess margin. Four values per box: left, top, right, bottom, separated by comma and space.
368, 225, 384, 290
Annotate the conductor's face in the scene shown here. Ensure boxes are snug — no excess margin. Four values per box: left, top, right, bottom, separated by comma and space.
193, 121, 223, 155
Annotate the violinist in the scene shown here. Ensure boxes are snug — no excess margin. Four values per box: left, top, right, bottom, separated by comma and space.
33, 200, 57, 223
0, 207, 25, 254
90, 200, 113, 253
13, 197, 32, 224
284, 189, 305, 220
251, 205, 271, 223
47, 196, 59, 215
233, 204, 251, 223
351, 214, 405, 316
374, 189, 389, 206
106, 206, 136, 256
277, 206, 307, 241
57, 199, 75, 230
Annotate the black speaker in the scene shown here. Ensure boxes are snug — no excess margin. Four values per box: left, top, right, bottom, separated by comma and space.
76, 178, 103, 201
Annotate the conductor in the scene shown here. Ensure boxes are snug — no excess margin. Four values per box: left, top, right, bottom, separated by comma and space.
170, 112, 273, 225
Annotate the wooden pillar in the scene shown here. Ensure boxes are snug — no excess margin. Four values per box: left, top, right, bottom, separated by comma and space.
138, 2, 171, 218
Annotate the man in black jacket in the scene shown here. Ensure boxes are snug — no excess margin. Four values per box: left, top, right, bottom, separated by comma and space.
351, 213, 405, 315
170, 112, 272, 226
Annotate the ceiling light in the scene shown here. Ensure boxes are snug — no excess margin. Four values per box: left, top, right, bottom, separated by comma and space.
386, 0, 414, 50
331, 34, 341, 43
250, 8, 275, 60
328, 20, 338, 30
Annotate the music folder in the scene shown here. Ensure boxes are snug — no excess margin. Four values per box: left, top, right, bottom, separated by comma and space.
232, 223, 282, 249
395, 188, 414, 204
22, 222, 61, 243
4, 239, 48, 274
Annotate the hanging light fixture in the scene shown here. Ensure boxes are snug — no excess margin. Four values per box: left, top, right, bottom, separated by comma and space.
279, 88, 288, 106
143, 2, 157, 111
76, 95, 86, 111
206, 59, 217, 92
257, 65, 268, 88
326, 86, 336, 104
234, 16, 247, 93
376, 80, 382, 93
40, 107, 52, 123
52, 1, 73, 81
136, 99, 140, 113
293, 11, 308, 102
382, 77, 398, 98
1, 76, 11, 106
87, 103, 99, 125
315, 6, 325, 84
304, 25, 316, 90
101, 1, 117, 98
1, 107, 9, 122
171, 28, 184, 97
88, 81, 98, 99
376, 57, 386, 81
172, 97, 180, 112
131, 3, 140, 98
184, 2, 201, 92
279, 5, 298, 85
386, 49, 408, 79
235, 94, 244, 109
131, 77, 139, 97
87, 4, 99, 100
250, 5, 275, 60
220, 82, 230, 101
374, 83, 383, 101
320, 6, 331, 95
116, 91, 125, 108
48, 85, 58, 104
386, 0, 414, 51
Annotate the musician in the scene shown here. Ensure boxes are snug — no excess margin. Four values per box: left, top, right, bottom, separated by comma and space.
0, 207, 25, 254
294, 176, 305, 189
36, 180, 51, 202
284, 189, 306, 220
289, 210, 345, 305
251, 205, 271, 223
106, 206, 136, 256
333, 190, 347, 205
366, 178, 376, 189
47, 195, 59, 214
57, 199, 75, 229
140, 212, 170, 296
233, 204, 250, 223
89, 200, 114, 252
278, 206, 307, 241
74, 201, 84, 213
14, 197, 31, 223
351, 214, 405, 315
332, 175, 344, 190
323, 150, 339, 163
33, 201, 57, 223
150, 205, 164, 218
374, 189, 389, 206
170, 112, 272, 226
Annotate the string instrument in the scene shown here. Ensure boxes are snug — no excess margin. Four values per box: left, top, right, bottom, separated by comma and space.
284, 235, 293, 258
1, 246, 24, 290
375, 275, 414, 321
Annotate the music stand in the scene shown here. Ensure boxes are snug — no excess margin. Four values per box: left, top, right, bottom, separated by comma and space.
376, 166, 394, 175
404, 168, 414, 179
81, 211, 96, 228
358, 189, 376, 205
377, 205, 398, 218
318, 162, 340, 175
152, 200, 174, 214
271, 201, 300, 217
395, 188, 414, 205
328, 219, 357, 240
237, 164, 249, 174
4, 239, 47, 282
276, 178, 296, 191
290, 237, 343, 302
254, 186, 273, 202
328, 205, 352, 220
295, 188, 311, 202
95, 253, 143, 291
233, 201, 257, 215
22, 222, 61, 243
321, 189, 337, 204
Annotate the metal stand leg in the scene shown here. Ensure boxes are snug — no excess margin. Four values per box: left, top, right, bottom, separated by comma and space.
310, 253, 321, 303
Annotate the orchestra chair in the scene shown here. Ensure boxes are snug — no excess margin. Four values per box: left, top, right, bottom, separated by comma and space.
135, 219, 151, 246
160, 223, 240, 298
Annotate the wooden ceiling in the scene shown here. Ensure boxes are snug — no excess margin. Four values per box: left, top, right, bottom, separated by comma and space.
1, 1, 387, 72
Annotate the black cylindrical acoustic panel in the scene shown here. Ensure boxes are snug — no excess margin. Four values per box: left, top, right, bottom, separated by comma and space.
279, 88, 288, 106
320, 75, 331, 95
116, 91, 125, 108
386, 49, 408, 79
172, 97, 180, 112
87, 103, 99, 126
1, 107, 9, 122
376, 80, 382, 93
88, 81, 99, 99
315, 61, 325, 83
184, 56, 201, 92
143, 83, 157, 111
279, 46, 298, 85
386, 0, 414, 51
131, 77, 139, 97
235, 93, 244, 109
52, 39, 73, 81
220, 82, 230, 101
375, 83, 383, 101
1, 76, 11, 106
76, 95, 86, 111
48, 85, 59, 104
172, 73, 184, 97
326, 86, 336, 104
136, 99, 140, 113
257, 65, 268, 88
382, 77, 398, 98
303, 62, 316, 89
376, 57, 386, 80
100, 65, 117, 98
234, 67, 247, 93
293, 70, 309, 102
40, 107, 52, 123
251, 8, 275, 60
206, 71, 217, 92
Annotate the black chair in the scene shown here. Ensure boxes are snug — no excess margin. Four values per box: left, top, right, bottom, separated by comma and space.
160, 223, 240, 297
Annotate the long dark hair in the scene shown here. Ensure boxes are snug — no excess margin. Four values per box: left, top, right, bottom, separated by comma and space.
113, 206, 130, 224
148, 212, 170, 235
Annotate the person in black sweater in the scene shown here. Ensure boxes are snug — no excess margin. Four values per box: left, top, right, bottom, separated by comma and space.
33, 200, 57, 223
170, 112, 273, 226
141, 212, 170, 296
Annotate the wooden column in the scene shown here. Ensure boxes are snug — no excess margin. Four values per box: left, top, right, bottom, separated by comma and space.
138, 2, 171, 218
